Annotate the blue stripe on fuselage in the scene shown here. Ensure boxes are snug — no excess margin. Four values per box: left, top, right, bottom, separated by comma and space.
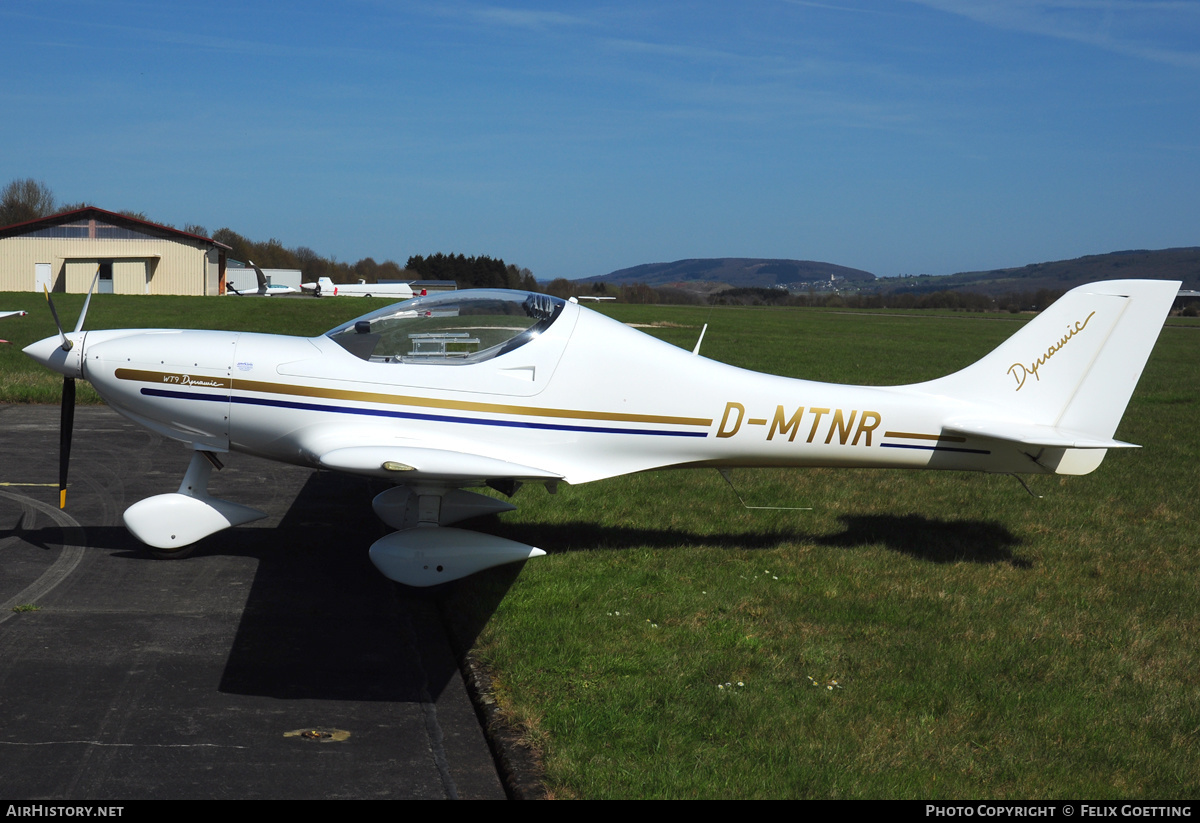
139, 387, 709, 438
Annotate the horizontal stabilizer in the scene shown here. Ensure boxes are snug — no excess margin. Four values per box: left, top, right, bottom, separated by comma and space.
943, 419, 1139, 450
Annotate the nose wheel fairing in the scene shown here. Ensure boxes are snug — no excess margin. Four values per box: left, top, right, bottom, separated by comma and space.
123, 450, 267, 551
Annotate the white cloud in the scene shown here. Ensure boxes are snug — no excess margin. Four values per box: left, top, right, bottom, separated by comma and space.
905, 0, 1200, 70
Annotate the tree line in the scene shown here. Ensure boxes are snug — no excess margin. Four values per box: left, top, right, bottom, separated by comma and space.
704, 286, 1067, 312
535, 280, 1067, 312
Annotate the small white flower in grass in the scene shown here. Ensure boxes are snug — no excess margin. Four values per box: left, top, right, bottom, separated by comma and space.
737, 681, 744, 687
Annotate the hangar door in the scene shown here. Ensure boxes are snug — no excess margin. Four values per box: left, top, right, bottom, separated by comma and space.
65, 259, 152, 294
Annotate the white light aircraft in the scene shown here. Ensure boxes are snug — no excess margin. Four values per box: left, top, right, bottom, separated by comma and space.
301, 276, 415, 299
23, 280, 1177, 586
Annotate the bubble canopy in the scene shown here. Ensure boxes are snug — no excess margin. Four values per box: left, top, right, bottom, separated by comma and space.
325, 290, 566, 364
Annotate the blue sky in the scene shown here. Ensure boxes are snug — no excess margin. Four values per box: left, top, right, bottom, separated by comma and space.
3, 1, 1198, 279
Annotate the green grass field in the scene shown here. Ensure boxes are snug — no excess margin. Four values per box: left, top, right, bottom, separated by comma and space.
449, 302, 1200, 799
4, 292, 1197, 798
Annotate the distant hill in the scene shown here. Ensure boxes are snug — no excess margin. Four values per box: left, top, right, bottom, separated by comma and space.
582, 249, 1198, 299
876, 247, 1200, 296
584, 258, 876, 294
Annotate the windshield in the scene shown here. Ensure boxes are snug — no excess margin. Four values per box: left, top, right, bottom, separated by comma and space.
325, 289, 565, 364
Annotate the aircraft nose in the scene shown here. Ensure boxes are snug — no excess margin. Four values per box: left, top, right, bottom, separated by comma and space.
24, 332, 85, 379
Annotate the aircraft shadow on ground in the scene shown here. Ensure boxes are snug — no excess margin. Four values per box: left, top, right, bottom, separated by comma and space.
816, 513, 1030, 567
0, 485, 1026, 703
214, 470, 519, 703
479, 513, 1030, 568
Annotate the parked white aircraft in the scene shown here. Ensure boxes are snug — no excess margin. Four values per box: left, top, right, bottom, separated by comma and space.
301, 276, 414, 299
23, 280, 1177, 586
226, 261, 299, 296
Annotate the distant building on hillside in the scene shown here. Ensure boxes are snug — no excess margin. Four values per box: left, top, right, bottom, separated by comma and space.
0, 207, 231, 295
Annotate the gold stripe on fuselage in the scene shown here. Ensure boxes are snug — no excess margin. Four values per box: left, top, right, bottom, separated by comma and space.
115, 368, 714, 428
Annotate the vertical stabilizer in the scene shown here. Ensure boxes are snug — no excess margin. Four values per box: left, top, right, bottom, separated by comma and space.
918, 280, 1178, 465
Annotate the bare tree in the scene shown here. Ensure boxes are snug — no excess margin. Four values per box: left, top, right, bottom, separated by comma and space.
0, 178, 57, 225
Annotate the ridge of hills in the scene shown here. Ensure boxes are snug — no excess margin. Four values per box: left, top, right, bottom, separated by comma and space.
876, 247, 1200, 295
581, 258, 875, 294
586, 248, 1199, 295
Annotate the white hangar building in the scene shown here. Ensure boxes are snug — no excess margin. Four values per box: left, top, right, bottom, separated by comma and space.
0, 207, 231, 295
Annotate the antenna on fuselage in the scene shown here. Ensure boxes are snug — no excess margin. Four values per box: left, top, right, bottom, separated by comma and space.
692, 304, 716, 355
717, 469, 812, 512
1008, 474, 1044, 499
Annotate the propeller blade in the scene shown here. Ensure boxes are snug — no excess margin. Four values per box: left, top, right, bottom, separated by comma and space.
59, 376, 75, 509
74, 267, 102, 333
43, 286, 71, 351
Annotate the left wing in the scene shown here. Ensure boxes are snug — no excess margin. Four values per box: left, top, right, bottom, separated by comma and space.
316, 444, 563, 483
313, 442, 558, 586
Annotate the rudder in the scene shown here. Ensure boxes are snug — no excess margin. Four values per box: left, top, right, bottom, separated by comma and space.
918, 280, 1178, 472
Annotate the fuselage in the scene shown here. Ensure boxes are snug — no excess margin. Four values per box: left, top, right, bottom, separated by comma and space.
38, 294, 1049, 486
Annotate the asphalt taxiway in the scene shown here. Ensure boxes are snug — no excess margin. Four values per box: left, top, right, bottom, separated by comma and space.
0, 405, 506, 799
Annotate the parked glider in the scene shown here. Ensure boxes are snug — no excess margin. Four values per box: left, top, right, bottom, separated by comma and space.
226, 261, 299, 296
300, 276, 414, 299
24, 280, 1177, 586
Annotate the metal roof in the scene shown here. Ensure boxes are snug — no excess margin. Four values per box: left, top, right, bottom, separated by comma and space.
0, 206, 231, 250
